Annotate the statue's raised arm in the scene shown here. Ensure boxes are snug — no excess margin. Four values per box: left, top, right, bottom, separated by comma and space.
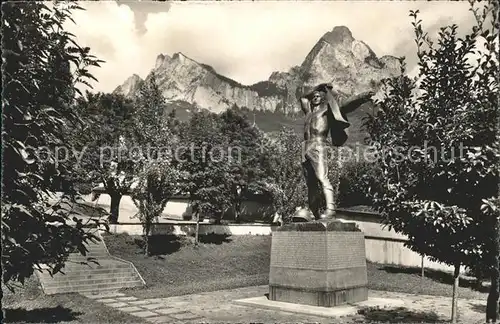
300, 95, 311, 115
321, 84, 350, 128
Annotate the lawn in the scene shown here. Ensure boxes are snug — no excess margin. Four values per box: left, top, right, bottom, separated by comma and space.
2, 276, 138, 323
3, 233, 488, 323
104, 233, 488, 301
103, 233, 271, 299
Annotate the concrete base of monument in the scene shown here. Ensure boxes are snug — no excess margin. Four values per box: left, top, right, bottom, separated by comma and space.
269, 285, 368, 306
234, 295, 405, 318
269, 219, 369, 306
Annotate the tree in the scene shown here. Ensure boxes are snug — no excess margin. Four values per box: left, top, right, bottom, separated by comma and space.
480, 197, 500, 323
181, 108, 269, 229
72, 91, 137, 224
181, 111, 230, 223
130, 75, 184, 255
178, 111, 228, 244
263, 129, 308, 223
132, 161, 182, 255
218, 108, 268, 222
2, 2, 105, 288
363, 2, 498, 322
166, 107, 183, 137
337, 160, 383, 208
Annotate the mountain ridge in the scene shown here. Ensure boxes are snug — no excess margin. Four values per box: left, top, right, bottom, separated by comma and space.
114, 26, 399, 113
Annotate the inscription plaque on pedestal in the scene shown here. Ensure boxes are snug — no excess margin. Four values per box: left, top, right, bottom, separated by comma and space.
269, 220, 368, 307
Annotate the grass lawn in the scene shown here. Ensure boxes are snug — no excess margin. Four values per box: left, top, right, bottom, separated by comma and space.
104, 233, 488, 301
2, 276, 139, 323
104, 233, 271, 299
3, 233, 487, 323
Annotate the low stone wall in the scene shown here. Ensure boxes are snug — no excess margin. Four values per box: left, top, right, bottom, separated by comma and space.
106, 223, 277, 236
88, 190, 461, 274
84, 194, 274, 223
105, 209, 463, 274
335, 209, 462, 274
362, 236, 458, 273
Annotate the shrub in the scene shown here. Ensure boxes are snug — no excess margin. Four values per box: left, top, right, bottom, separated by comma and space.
338, 160, 383, 208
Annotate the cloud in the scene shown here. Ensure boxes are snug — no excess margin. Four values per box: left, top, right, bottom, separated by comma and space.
116, 0, 171, 35
67, 1, 476, 94
66, 2, 141, 92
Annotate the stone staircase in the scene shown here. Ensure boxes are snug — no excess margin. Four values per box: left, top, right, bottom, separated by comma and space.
37, 234, 145, 295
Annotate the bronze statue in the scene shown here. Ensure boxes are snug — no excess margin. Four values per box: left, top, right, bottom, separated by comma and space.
300, 83, 374, 220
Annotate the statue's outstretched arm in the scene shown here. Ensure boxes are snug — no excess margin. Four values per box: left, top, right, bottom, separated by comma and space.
340, 91, 375, 114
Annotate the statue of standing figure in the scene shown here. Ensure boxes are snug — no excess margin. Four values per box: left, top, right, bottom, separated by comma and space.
299, 83, 374, 220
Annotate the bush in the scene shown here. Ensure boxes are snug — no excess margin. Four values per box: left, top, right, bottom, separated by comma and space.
75, 182, 94, 195
338, 160, 383, 208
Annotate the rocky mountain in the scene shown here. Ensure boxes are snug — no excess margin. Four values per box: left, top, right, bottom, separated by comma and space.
114, 26, 401, 115
118, 74, 143, 97
115, 52, 286, 114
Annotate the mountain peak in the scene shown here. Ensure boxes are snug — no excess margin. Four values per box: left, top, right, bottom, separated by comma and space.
123, 74, 142, 85
113, 73, 143, 96
155, 54, 171, 68
172, 52, 183, 58
322, 26, 354, 45
155, 52, 197, 69
172, 52, 191, 63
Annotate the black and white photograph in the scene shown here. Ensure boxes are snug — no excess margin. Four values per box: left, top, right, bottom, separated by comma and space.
2, 0, 499, 323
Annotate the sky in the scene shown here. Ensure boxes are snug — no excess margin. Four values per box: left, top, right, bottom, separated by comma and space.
66, 1, 477, 93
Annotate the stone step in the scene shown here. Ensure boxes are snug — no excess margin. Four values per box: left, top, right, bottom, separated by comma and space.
42, 274, 139, 289
58, 260, 132, 270
69, 251, 109, 256
37, 234, 144, 295
72, 248, 107, 252
72, 246, 109, 251
76, 249, 109, 255
43, 279, 143, 295
80, 252, 109, 256
84, 242, 106, 249
75, 244, 109, 253
37, 267, 137, 279
75, 254, 109, 258
68, 254, 112, 260
44, 265, 131, 276
54, 265, 132, 274
66, 258, 111, 263
82, 241, 106, 246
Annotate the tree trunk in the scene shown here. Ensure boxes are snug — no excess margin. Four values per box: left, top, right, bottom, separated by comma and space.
234, 203, 240, 223
451, 262, 460, 323
144, 224, 150, 256
487, 212, 500, 323
195, 211, 200, 247
109, 193, 122, 224
490, 74, 500, 323
421, 255, 425, 278
487, 272, 499, 323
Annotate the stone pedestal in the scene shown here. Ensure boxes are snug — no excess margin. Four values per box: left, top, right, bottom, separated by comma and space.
269, 220, 368, 307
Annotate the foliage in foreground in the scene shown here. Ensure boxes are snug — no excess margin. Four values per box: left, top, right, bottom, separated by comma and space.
366, 0, 498, 273
2, 2, 105, 288
364, 1, 498, 321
